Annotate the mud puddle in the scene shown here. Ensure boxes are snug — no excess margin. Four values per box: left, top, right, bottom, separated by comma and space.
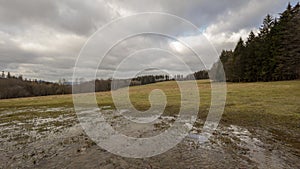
0, 108, 299, 168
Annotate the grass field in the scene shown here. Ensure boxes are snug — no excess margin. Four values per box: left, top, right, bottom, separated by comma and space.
0, 80, 299, 149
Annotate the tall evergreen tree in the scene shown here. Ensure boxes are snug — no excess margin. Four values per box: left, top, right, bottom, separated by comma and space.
7, 72, 11, 79
232, 38, 245, 82
212, 3, 300, 82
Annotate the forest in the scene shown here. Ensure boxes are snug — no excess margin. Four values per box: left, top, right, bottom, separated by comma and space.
0, 73, 71, 99
0, 71, 208, 99
212, 3, 300, 82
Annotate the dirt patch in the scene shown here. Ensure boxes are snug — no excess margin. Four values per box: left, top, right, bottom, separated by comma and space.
0, 107, 299, 168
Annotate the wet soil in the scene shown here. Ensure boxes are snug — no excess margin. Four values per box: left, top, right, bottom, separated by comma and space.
0, 107, 299, 169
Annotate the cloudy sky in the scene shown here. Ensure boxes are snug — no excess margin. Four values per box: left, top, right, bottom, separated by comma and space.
0, 0, 296, 81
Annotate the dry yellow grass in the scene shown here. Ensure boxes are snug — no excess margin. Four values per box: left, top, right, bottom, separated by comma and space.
0, 80, 299, 147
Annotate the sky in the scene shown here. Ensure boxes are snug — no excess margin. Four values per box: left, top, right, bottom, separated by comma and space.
0, 0, 297, 81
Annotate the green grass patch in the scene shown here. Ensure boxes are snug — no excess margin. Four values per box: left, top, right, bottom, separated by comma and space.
0, 80, 299, 148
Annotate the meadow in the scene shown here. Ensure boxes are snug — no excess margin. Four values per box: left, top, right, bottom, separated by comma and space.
0, 80, 299, 150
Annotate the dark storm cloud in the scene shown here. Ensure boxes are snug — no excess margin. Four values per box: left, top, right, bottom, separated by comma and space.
0, 0, 296, 81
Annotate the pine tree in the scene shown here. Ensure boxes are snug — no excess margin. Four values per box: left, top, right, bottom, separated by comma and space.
260, 14, 274, 36
7, 72, 11, 78
232, 38, 245, 82
212, 3, 300, 82
244, 31, 257, 81
273, 3, 299, 80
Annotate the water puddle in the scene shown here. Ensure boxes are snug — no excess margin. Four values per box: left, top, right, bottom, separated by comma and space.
0, 107, 299, 168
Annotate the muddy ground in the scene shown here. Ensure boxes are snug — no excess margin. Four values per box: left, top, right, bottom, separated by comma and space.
0, 107, 299, 169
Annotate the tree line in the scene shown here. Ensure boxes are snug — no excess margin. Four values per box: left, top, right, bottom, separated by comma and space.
212, 3, 300, 82
0, 72, 71, 99
76, 75, 172, 93
0, 69, 210, 99
0, 72, 174, 99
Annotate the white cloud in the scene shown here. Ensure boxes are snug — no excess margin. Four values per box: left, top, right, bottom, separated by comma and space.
0, 0, 295, 81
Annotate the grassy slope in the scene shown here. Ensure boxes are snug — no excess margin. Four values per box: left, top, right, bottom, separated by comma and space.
0, 80, 299, 147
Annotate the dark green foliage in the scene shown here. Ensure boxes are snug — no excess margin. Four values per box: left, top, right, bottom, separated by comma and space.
185, 70, 209, 80
132, 75, 168, 85
212, 3, 300, 82
194, 70, 209, 80
0, 73, 172, 99
7, 72, 11, 79
0, 78, 71, 99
